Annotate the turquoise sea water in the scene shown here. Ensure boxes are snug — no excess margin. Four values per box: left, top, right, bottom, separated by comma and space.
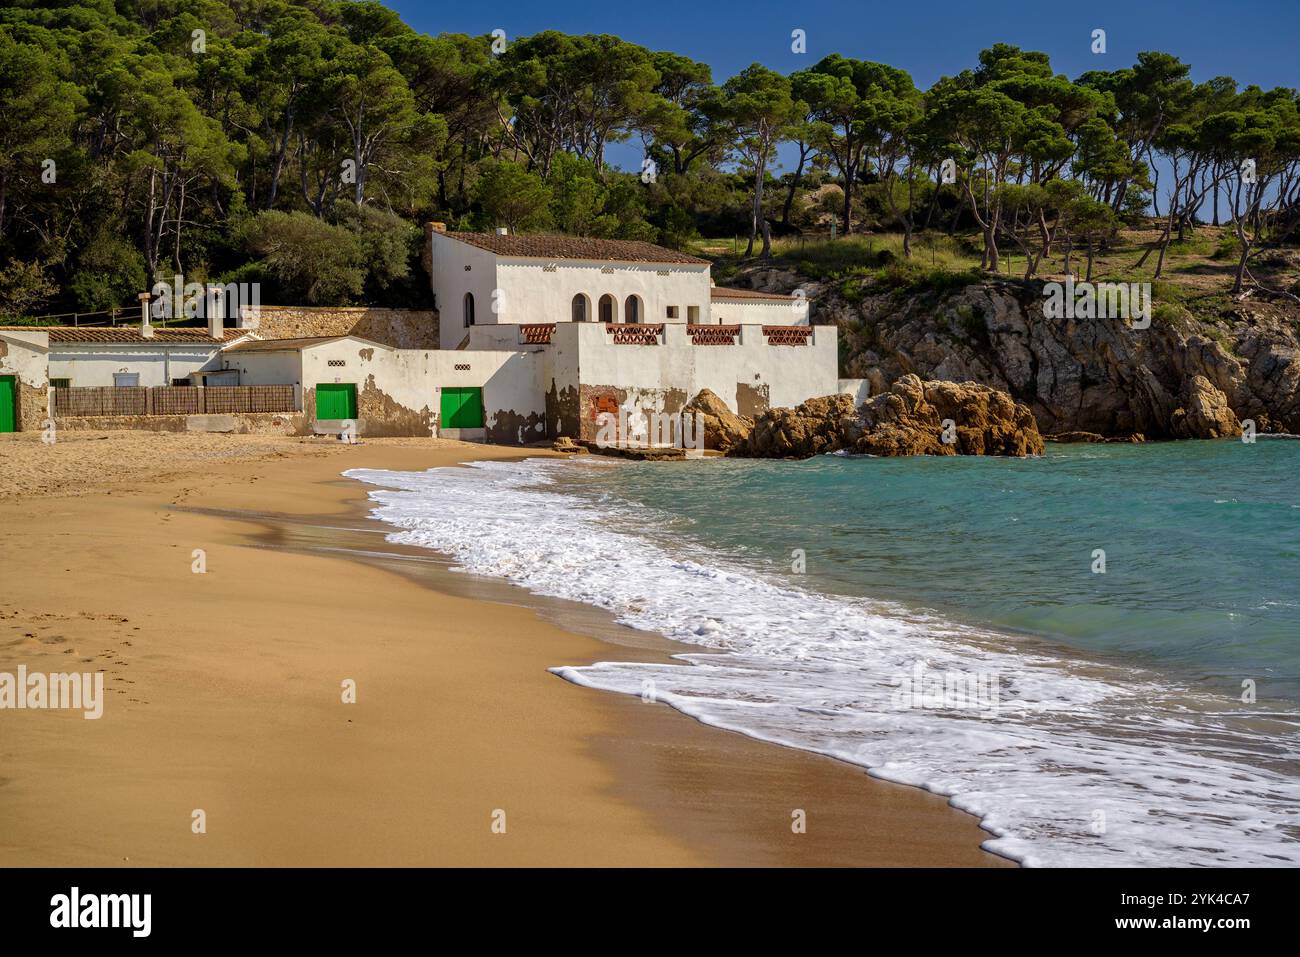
348, 438, 1300, 865
571, 440, 1300, 701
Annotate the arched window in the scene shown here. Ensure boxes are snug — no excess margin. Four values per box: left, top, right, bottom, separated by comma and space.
463, 292, 475, 327
571, 293, 590, 323
624, 295, 642, 324
598, 294, 615, 323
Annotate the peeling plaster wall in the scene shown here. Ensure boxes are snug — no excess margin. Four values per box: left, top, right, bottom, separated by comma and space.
736, 382, 770, 418
548, 322, 839, 442
0, 330, 50, 431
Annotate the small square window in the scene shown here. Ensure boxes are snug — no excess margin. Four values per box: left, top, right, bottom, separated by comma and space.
687, 306, 700, 323
113, 373, 140, 387
50, 378, 71, 389
666, 306, 679, 319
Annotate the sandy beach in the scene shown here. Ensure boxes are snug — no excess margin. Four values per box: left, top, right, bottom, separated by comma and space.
0, 430, 1009, 867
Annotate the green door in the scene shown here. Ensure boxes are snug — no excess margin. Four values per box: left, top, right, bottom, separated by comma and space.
0, 376, 16, 433
316, 382, 357, 419
440, 387, 483, 428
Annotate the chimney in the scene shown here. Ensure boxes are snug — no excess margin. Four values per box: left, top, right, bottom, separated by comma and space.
495, 226, 509, 236
138, 291, 155, 339
205, 285, 225, 340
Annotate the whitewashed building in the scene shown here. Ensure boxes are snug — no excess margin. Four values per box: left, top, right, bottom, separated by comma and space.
3, 230, 850, 442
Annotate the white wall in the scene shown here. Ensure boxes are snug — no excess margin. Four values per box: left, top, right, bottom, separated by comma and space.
48, 344, 227, 387
710, 296, 810, 327
219, 349, 303, 386
429, 233, 501, 350
495, 259, 711, 327
429, 232, 715, 339
0, 330, 50, 387
232, 336, 546, 442
838, 379, 871, 406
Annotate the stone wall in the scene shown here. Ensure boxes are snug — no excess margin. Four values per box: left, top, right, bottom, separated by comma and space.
241, 306, 439, 349
54, 412, 302, 434
18, 382, 49, 432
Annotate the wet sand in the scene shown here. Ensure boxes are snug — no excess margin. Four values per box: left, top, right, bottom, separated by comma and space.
0, 431, 1011, 866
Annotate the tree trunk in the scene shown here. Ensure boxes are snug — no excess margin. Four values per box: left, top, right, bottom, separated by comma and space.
781, 145, 809, 227
840, 156, 857, 236
745, 160, 764, 257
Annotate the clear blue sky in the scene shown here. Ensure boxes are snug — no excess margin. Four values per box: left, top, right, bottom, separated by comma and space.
387, 0, 1299, 174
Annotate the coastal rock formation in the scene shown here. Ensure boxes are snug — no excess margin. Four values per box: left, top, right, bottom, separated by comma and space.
1046, 431, 1146, 443
552, 436, 586, 453
735, 375, 1044, 458
732, 266, 1300, 439
683, 388, 753, 451
1170, 375, 1241, 439
736, 393, 863, 458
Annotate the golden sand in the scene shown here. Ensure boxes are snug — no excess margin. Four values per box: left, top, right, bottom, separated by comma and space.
0, 431, 1010, 866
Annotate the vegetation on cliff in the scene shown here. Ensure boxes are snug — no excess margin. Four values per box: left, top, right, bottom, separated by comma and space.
2, 2, 1296, 322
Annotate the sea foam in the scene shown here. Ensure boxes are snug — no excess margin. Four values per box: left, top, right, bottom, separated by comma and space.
346, 459, 1300, 867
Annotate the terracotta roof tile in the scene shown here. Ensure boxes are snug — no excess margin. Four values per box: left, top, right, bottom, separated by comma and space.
0, 326, 248, 344
709, 286, 799, 301
439, 232, 709, 265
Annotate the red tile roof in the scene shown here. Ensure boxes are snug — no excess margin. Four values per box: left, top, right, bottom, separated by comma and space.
439, 232, 710, 265
0, 325, 248, 344
709, 286, 799, 301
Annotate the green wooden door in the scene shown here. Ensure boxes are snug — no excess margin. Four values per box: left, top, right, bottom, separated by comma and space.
440, 387, 483, 428
0, 376, 16, 433
316, 383, 356, 419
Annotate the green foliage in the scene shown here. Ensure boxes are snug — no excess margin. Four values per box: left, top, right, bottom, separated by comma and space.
472, 160, 552, 233
0, 258, 58, 319
875, 261, 986, 295
239, 211, 365, 305
0, 3, 1293, 313
68, 234, 146, 312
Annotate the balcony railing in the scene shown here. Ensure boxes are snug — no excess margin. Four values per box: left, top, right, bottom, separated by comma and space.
604, 323, 663, 345
762, 325, 814, 346
518, 323, 556, 345
687, 324, 740, 345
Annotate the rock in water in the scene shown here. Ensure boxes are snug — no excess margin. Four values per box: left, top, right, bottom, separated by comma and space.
552, 436, 585, 453
683, 388, 754, 452
735, 375, 1044, 459
1170, 375, 1241, 439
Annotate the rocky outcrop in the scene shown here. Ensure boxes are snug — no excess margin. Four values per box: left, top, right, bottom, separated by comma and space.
552, 436, 586, 453
735, 375, 1044, 459
734, 264, 1300, 439
735, 393, 862, 458
1046, 431, 1146, 443
683, 388, 753, 451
